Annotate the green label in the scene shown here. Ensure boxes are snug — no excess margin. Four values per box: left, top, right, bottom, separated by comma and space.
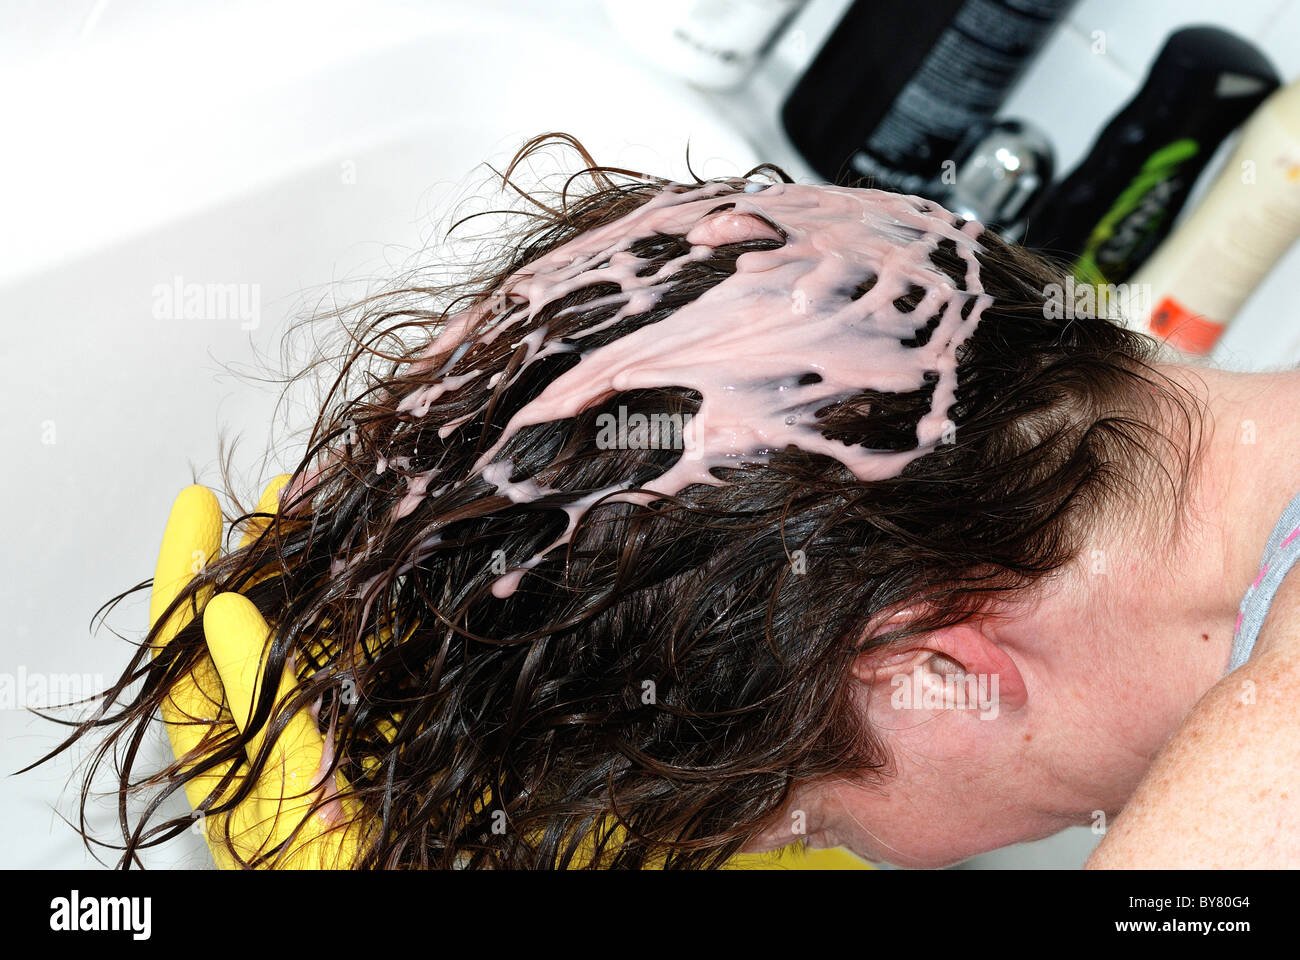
1073, 138, 1200, 286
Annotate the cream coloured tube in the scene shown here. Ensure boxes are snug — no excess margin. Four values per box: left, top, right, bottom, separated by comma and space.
1123, 77, 1300, 356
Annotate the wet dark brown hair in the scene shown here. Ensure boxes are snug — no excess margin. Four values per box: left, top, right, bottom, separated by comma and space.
37, 133, 1200, 869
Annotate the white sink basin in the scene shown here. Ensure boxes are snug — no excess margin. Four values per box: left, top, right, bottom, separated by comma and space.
0, 0, 759, 285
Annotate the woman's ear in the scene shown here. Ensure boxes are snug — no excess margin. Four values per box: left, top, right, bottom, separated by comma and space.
853, 618, 1028, 715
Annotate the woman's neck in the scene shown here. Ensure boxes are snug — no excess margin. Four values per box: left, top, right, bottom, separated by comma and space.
1022, 362, 1300, 817
1163, 363, 1300, 650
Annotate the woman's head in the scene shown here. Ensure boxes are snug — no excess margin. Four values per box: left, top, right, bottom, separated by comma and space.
58, 135, 1200, 868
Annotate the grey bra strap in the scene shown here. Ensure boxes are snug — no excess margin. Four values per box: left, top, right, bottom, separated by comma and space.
1230, 490, 1300, 673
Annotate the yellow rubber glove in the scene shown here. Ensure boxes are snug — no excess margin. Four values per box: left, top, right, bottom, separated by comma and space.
150, 481, 868, 870
150, 479, 363, 869
726, 845, 871, 870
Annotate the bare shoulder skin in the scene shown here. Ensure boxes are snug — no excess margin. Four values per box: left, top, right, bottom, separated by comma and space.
1086, 572, 1300, 868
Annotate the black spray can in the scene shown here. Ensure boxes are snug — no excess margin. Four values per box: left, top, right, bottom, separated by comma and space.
782, 0, 1075, 193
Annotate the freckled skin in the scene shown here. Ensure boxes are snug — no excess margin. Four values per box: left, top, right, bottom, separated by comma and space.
1087, 573, 1300, 868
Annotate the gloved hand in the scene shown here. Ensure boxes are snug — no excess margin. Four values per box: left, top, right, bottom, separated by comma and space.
149, 481, 868, 870
149, 479, 364, 869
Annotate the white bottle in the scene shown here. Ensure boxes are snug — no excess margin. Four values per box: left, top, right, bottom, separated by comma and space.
1123, 77, 1300, 357
604, 0, 806, 91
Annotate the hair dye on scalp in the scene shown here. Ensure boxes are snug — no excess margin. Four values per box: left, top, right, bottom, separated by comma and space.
382, 180, 994, 597
37, 135, 1200, 869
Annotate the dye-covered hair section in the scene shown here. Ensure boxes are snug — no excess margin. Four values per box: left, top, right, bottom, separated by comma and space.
388, 181, 992, 595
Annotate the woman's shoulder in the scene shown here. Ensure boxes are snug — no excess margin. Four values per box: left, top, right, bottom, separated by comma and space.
1086, 606, 1300, 868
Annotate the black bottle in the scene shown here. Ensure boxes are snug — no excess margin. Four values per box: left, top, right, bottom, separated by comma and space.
1024, 26, 1279, 284
782, 0, 1075, 192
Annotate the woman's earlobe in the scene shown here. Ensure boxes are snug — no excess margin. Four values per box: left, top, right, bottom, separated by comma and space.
853, 620, 1028, 715
926, 622, 1029, 713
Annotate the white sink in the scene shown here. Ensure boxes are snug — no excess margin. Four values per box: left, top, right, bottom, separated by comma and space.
0, 0, 759, 286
